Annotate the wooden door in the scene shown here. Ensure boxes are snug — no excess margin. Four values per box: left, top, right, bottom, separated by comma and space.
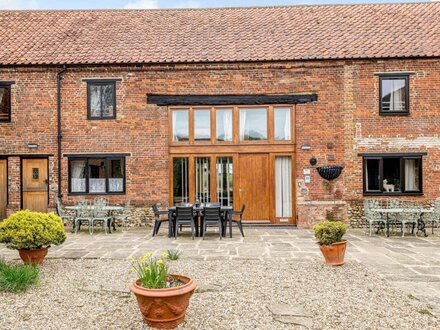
22, 159, 48, 212
0, 159, 6, 220
238, 154, 270, 221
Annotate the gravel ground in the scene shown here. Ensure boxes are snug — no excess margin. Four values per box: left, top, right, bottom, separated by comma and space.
0, 258, 438, 330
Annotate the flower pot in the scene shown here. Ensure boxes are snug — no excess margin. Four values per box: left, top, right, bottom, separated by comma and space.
318, 240, 346, 266
129, 275, 197, 329
18, 247, 48, 265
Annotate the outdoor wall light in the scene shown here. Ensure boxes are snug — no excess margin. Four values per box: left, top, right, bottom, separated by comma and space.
309, 157, 317, 166
301, 144, 312, 151
27, 143, 38, 149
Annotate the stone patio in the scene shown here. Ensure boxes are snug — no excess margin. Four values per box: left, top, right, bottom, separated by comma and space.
1, 226, 439, 314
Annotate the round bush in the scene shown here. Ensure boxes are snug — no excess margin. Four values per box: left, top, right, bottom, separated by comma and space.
0, 211, 66, 250
313, 220, 347, 246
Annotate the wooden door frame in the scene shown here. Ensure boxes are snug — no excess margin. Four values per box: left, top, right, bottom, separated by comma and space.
0, 157, 7, 219
20, 156, 49, 210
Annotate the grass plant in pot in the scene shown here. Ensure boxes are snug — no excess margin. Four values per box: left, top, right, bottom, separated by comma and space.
313, 220, 348, 266
129, 252, 197, 329
0, 210, 66, 265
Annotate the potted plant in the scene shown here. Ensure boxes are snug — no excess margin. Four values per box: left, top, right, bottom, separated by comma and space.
0, 210, 66, 265
313, 220, 348, 266
129, 252, 197, 329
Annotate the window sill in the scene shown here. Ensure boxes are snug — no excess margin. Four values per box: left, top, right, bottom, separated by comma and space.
87, 117, 117, 120
379, 111, 410, 116
363, 192, 423, 196
68, 192, 126, 196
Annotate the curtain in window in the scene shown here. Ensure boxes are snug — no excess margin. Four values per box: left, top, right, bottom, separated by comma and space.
222, 110, 232, 141
71, 161, 86, 192
90, 85, 102, 117
405, 159, 417, 191
89, 179, 106, 193
284, 110, 291, 140
275, 156, 292, 217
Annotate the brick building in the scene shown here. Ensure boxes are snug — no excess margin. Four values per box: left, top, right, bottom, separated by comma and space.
1, 3, 440, 227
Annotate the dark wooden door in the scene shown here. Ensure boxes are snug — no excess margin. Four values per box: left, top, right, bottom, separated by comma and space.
0, 159, 6, 219
238, 154, 270, 221
22, 159, 48, 212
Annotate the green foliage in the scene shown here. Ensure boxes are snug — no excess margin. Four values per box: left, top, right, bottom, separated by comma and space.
163, 249, 182, 261
313, 220, 347, 246
130, 252, 170, 289
0, 259, 39, 293
0, 211, 67, 250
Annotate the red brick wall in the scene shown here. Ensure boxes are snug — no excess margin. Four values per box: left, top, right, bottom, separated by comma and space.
1, 59, 439, 226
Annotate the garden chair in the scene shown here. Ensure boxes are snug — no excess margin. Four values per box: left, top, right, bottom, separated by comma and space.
90, 200, 112, 235
114, 200, 131, 232
152, 203, 170, 237
425, 200, 440, 235
400, 201, 419, 237
230, 204, 245, 237
55, 196, 73, 227
74, 200, 92, 234
94, 197, 108, 205
202, 206, 222, 240
387, 199, 403, 234
364, 199, 385, 236
174, 206, 196, 240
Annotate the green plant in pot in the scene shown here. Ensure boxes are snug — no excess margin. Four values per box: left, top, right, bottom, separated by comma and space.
129, 252, 196, 329
0, 211, 66, 265
313, 220, 348, 266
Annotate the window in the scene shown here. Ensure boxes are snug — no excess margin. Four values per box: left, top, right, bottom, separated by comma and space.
363, 154, 422, 194
87, 81, 116, 119
172, 109, 189, 142
69, 156, 125, 194
379, 75, 409, 114
194, 109, 211, 141
216, 109, 233, 142
274, 107, 291, 140
239, 108, 267, 141
216, 157, 233, 206
0, 84, 11, 122
172, 157, 189, 205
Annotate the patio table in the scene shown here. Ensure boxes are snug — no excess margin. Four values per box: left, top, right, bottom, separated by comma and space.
65, 205, 123, 232
370, 208, 433, 237
168, 206, 233, 238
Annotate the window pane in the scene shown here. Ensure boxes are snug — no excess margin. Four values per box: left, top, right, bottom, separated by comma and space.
383, 158, 401, 192
71, 160, 86, 193
173, 158, 189, 205
239, 108, 267, 141
88, 158, 106, 193
101, 84, 115, 118
195, 157, 211, 203
0, 87, 10, 120
216, 157, 233, 207
108, 159, 124, 192
381, 78, 406, 112
365, 159, 380, 191
89, 85, 102, 118
404, 159, 420, 191
274, 107, 291, 140
194, 109, 211, 141
172, 110, 189, 142
275, 156, 292, 217
216, 109, 233, 141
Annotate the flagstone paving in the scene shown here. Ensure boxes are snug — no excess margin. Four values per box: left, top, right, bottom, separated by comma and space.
1, 226, 439, 314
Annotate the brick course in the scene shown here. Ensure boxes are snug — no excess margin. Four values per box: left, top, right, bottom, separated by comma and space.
1, 58, 439, 227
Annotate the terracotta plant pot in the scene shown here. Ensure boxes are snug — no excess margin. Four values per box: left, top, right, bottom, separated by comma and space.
18, 247, 48, 265
318, 240, 347, 266
130, 275, 197, 329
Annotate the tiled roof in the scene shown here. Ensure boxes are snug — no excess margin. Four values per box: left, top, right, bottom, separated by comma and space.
0, 3, 439, 66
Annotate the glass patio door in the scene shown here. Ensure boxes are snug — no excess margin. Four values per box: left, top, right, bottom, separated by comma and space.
216, 157, 233, 206
172, 157, 189, 205
195, 157, 211, 203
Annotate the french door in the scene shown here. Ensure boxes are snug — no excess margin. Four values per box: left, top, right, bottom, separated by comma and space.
170, 153, 295, 224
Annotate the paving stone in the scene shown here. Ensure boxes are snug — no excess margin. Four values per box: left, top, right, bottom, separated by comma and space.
268, 303, 313, 328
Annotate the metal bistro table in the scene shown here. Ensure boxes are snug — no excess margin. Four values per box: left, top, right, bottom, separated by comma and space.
65, 205, 123, 232
370, 207, 434, 237
168, 205, 233, 238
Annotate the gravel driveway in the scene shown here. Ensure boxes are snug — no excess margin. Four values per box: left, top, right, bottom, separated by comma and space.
0, 258, 438, 330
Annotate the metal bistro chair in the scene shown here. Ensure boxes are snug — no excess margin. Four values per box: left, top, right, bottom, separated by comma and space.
152, 203, 170, 237
74, 200, 92, 234
55, 197, 74, 227
175, 206, 196, 240
231, 204, 245, 238
202, 206, 222, 240
424, 200, 440, 235
90, 199, 113, 235
364, 199, 385, 236
400, 201, 419, 237
114, 200, 131, 232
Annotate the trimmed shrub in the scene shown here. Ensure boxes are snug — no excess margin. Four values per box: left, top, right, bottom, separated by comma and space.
0, 210, 66, 250
313, 220, 347, 246
0, 259, 39, 292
